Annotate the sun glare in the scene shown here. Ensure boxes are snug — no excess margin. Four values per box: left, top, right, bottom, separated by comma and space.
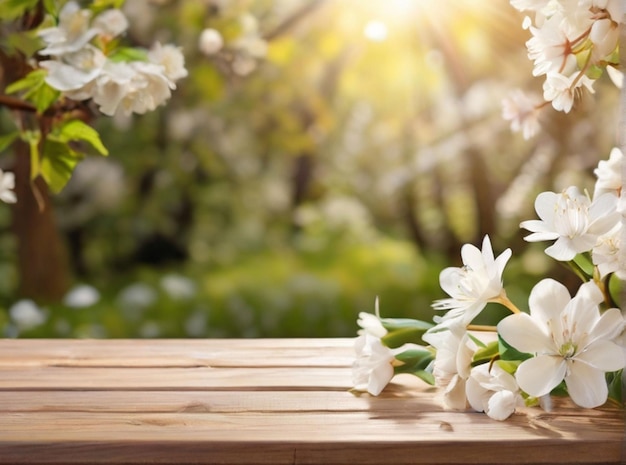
363, 20, 388, 42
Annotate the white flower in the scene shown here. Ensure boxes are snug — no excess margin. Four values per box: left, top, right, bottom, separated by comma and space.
352, 334, 395, 396
592, 223, 622, 279
0, 169, 17, 204
422, 326, 474, 409
148, 42, 188, 82
63, 284, 100, 308
92, 9, 129, 39
38, 1, 98, 56
117, 282, 157, 311
497, 279, 625, 408
466, 363, 523, 421
521, 187, 620, 261
9, 299, 47, 331
502, 89, 542, 139
93, 61, 173, 116
160, 274, 196, 300
432, 235, 512, 327
199, 28, 224, 56
40, 44, 107, 95
606, 65, 623, 89
543, 70, 595, 113
357, 297, 387, 338
594, 147, 623, 197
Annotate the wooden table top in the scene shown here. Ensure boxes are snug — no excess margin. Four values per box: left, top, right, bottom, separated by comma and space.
0, 338, 623, 464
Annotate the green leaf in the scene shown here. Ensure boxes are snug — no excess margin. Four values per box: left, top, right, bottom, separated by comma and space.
90, 0, 126, 15
382, 326, 432, 348
55, 120, 109, 156
572, 253, 594, 277
394, 348, 434, 372
495, 359, 520, 375
6, 30, 44, 58
498, 334, 532, 362
380, 317, 433, 332
0, 0, 39, 20
606, 369, 623, 406
471, 340, 499, 366
0, 132, 19, 153
411, 370, 435, 386
467, 332, 487, 348
40, 140, 83, 193
5, 69, 59, 113
20, 130, 41, 180
5, 70, 47, 95
109, 47, 148, 63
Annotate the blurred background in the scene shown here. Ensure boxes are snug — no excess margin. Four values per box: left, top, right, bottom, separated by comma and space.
0, 0, 620, 338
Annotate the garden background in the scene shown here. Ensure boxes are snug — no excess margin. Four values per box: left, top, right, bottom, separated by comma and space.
0, 0, 619, 339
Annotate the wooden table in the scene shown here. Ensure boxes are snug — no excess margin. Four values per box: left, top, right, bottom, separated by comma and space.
0, 338, 623, 464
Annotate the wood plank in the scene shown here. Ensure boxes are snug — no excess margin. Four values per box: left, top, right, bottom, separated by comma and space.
0, 339, 623, 465
0, 411, 622, 464
0, 366, 352, 390
0, 338, 355, 367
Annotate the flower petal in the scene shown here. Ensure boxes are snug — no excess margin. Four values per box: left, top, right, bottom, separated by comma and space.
544, 238, 577, 261
497, 313, 552, 354
589, 307, 626, 343
368, 362, 394, 396
486, 390, 517, 421
515, 355, 566, 397
528, 278, 570, 323
466, 373, 489, 413
443, 374, 467, 410
533, 191, 558, 221
576, 340, 625, 372
565, 361, 608, 408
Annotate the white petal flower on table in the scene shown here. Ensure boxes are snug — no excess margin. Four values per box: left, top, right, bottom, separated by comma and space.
352, 334, 395, 396
520, 186, 620, 261
0, 169, 17, 204
422, 326, 474, 410
432, 235, 512, 327
497, 279, 626, 408
466, 363, 523, 421
357, 298, 387, 338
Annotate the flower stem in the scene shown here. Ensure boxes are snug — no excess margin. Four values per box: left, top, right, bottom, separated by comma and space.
467, 324, 497, 332
494, 292, 522, 314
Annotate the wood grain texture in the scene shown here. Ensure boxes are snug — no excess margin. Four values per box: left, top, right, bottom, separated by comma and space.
0, 339, 623, 465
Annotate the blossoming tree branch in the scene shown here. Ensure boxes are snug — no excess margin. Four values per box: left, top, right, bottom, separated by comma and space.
0, 0, 187, 202
353, 0, 625, 421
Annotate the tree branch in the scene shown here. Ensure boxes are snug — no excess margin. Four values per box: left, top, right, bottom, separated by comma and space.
263, 0, 325, 41
0, 93, 36, 112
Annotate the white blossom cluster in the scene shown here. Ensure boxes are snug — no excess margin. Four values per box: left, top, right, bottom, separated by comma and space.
38, 1, 187, 117
352, 148, 625, 421
512, 0, 623, 112
503, 0, 624, 138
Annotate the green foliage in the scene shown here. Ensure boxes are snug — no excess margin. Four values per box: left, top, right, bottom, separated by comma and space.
471, 340, 499, 366
0, 131, 18, 153
0, 0, 40, 20
5, 69, 59, 113
394, 348, 435, 385
40, 140, 84, 193
381, 319, 433, 348
498, 334, 533, 362
53, 119, 109, 156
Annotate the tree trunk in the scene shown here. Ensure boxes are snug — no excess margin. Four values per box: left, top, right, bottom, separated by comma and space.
11, 139, 70, 302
